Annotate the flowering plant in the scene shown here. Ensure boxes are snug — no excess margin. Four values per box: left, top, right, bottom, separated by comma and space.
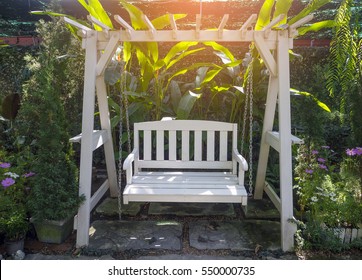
294, 145, 362, 227
340, 147, 362, 200
0, 158, 34, 241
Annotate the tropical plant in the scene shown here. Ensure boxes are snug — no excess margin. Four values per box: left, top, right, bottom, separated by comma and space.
326, 0, 362, 144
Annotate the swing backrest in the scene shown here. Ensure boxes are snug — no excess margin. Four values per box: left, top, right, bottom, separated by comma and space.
133, 120, 238, 174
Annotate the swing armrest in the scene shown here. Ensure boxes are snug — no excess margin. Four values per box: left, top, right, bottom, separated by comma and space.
123, 148, 139, 171
232, 148, 248, 171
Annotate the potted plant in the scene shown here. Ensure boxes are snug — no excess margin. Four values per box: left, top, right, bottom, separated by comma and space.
18, 19, 84, 244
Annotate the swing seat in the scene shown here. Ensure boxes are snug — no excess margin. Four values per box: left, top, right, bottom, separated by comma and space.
122, 120, 248, 205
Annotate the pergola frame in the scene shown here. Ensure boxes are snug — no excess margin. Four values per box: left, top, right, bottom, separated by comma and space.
68, 13, 312, 252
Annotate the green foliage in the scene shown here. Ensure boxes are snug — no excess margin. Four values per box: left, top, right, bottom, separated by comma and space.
325, 0, 361, 145
294, 145, 362, 227
14, 17, 84, 222
256, 0, 332, 35
295, 220, 346, 252
0, 196, 28, 241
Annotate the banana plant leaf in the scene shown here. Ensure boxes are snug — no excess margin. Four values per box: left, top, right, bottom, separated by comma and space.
273, 0, 293, 24
177, 91, 202, 119
297, 20, 336, 36
289, 0, 331, 25
256, 0, 275, 30
290, 88, 331, 112
78, 0, 113, 29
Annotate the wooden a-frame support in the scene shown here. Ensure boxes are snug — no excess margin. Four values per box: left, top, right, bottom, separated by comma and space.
67, 14, 312, 252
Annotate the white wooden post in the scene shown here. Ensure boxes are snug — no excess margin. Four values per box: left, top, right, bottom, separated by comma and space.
95, 77, 118, 197
277, 30, 296, 252
76, 31, 97, 248
254, 75, 278, 199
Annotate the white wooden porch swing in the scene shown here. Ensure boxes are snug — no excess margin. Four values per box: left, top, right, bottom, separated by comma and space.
67, 11, 312, 252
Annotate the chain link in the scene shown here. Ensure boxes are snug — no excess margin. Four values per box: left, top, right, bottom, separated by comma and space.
117, 84, 124, 220
248, 60, 254, 196
240, 53, 254, 196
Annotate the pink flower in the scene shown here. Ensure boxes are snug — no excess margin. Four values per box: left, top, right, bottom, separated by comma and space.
355, 147, 362, 156
319, 164, 328, 170
305, 169, 314, 174
1, 177, 15, 189
317, 157, 326, 163
0, 162, 11, 168
346, 149, 356, 156
312, 150, 319, 155
23, 172, 35, 178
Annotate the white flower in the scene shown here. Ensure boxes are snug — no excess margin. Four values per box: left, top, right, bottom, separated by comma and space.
4, 172, 19, 179
330, 197, 337, 202
311, 196, 318, 202
329, 192, 336, 197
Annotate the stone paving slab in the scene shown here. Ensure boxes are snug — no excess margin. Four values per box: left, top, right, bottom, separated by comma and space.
189, 220, 280, 251
88, 220, 182, 252
243, 199, 279, 219
24, 253, 114, 260
137, 254, 249, 260
148, 202, 235, 217
95, 198, 143, 217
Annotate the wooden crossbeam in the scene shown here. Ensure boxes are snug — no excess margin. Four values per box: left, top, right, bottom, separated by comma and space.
63, 17, 91, 38
218, 14, 229, 39
114, 15, 134, 39
240, 14, 257, 38
142, 14, 156, 39
96, 33, 120, 76
87, 15, 111, 37
289, 14, 314, 38
195, 14, 202, 39
262, 14, 285, 38
169, 14, 178, 39
254, 32, 277, 76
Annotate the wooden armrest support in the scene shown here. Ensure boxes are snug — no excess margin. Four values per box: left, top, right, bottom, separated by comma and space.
123, 148, 139, 170
232, 148, 248, 171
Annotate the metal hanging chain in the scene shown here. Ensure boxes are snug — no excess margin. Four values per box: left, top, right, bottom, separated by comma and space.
117, 71, 125, 221
241, 75, 249, 154
240, 54, 254, 196
247, 59, 254, 196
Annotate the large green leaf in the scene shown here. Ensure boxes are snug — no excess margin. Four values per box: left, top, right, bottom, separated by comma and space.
273, 0, 293, 24
78, 0, 113, 29
163, 42, 199, 66
177, 91, 202, 119
297, 20, 336, 36
119, 0, 148, 30
290, 88, 331, 112
166, 47, 205, 70
203, 42, 235, 62
256, 0, 275, 30
168, 63, 221, 83
152, 14, 187, 30
170, 80, 182, 112
289, 0, 331, 25
200, 69, 223, 86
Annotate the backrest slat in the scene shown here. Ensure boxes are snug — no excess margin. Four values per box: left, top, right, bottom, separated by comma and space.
144, 130, 152, 160
169, 130, 177, 160
219, 131, 228, 161
156, 130, 164, 160
194, 130, 202, 161
181, 130, 190, 161
207, 130, 215, 161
